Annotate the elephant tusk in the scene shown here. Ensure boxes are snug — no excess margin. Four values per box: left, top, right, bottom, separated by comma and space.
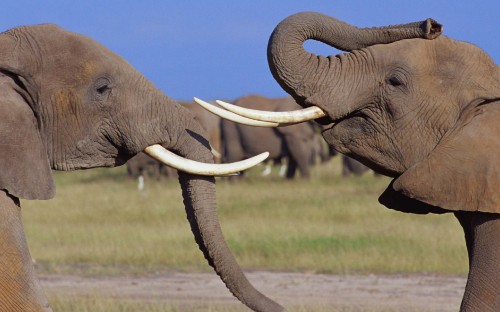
216, 100, 327, 123
143, 144, 269, 176
210, 145, 222, 159
193, 98, 280, 127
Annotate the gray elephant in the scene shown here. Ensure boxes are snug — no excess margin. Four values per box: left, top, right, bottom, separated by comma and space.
181, 101, 223, 161
203, 12, 500, 311
266, 13, 500, 312
220, 94, 321, 179
126, 101, 220, 183
0, 24, 283, 312
322, 137, 371, 177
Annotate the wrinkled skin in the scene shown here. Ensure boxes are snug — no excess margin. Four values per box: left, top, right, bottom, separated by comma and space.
222, 94, 320, 180
318, 128, 370, 177
0, 24, 284, 312
128, 102, 222, 182
268, 12, 500, 311
181, 101, 223, 163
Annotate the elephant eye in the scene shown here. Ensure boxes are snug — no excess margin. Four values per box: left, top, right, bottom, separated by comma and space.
388, 76, 403, 87
386, 69, 409, 89
93, 77, 113, 100
96, 84, 110, 94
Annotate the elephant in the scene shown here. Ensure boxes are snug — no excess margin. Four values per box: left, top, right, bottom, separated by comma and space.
0, 24, 285, 312
266, 12, 500, 312
126, 101, 221, 184
220, 94, 322, 180
200, 12, 500, 311
180, 100, 223, 162
321, 138, 371, 177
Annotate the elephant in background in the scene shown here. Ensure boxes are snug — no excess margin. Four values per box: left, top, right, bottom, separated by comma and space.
221, 94, 321, 179
127, 152, 166, 180
341, 155, 370, 177
126, 152, 176, 190
264, 12, 500, 311
0, 24, 282, 311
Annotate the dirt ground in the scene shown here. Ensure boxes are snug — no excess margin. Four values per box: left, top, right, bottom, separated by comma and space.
40, 271, 466, 311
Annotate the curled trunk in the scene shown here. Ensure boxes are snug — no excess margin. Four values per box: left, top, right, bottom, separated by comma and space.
267, 12, 442, 105
171, 121, 285, 312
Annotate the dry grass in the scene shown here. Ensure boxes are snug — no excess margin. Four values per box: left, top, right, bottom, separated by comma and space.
23, 157, 468, 276
47, 294, 411, 312
48, 294, 448, 312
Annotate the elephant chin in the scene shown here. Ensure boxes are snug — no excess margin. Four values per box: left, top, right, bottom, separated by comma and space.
321, 119, 403, 177
320, 116, 360, 154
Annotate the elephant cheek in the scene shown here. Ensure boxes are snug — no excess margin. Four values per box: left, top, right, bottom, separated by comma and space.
321, 118, 363, 155
322, 120, 399, 175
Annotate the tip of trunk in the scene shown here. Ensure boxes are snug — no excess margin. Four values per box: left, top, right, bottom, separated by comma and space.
422, 18, 443, 39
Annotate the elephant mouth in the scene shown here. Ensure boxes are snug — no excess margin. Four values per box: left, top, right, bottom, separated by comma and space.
320, 111, 364, 141
313, 114, 336, 126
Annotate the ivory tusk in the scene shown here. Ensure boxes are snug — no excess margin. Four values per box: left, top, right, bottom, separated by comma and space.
143, 144, 269, 176
210, 145, 222, 159
216, 100, 327, 123
193, 98, 280, 127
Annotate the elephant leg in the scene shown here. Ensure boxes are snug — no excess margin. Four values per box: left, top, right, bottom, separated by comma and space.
279, 159, 288, 177
261, 162, 272, 176
284, 137, 310, 179
126, 165, 133, 179
285, 158, 298, 179
0, 191, 51, 311
137, 175, 145, 191
152, 163, 161, 181
341, 156, 351, 177
455, 212, 500, 312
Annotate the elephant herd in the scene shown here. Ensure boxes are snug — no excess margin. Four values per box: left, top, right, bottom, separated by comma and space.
0, 10, 498, 312
127, 94, 371, 183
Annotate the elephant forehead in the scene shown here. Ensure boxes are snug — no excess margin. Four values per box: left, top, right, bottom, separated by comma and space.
82, 61, 100, 78
370, 38, 438, 68
35, 29, 116, 79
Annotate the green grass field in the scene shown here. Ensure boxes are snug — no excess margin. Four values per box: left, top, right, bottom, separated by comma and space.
21, 157, 468, 311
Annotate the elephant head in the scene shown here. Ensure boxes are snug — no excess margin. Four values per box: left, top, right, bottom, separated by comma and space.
266, 12, 500, 214
197, 12, 500, 310
0, 24, 285, 312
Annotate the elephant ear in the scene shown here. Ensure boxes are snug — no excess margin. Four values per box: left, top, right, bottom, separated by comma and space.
0, 76, 55, 200
380, 101, 500, 214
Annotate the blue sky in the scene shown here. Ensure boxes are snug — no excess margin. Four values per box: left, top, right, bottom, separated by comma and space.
2, 1, 499, 101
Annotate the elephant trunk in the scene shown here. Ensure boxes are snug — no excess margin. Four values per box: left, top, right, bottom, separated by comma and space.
267, 12, 442, 110
455, 212, 500, 311
170, 119, 285, 312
